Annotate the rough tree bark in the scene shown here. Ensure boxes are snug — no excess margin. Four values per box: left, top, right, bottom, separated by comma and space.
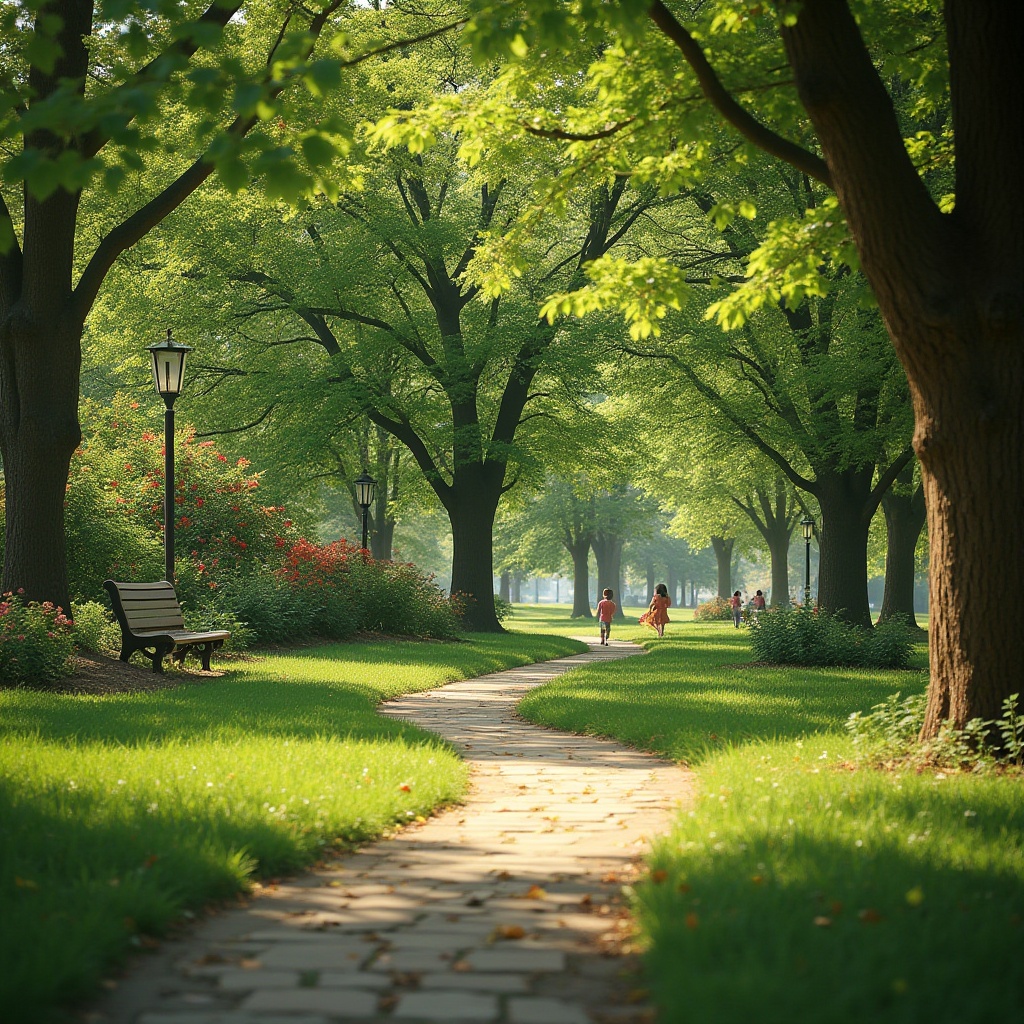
567, 541, 594, 618
498, 570, 511, 603
592, 530, 625, 619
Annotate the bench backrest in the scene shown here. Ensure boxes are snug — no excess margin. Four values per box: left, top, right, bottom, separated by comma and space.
104, 580, 185, 633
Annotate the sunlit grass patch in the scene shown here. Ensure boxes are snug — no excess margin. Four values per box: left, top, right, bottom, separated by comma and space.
0, 631, 582, 1023
517, 621, 1021, 1022
637, 738, 1024, 1023
517, 622, 928, 764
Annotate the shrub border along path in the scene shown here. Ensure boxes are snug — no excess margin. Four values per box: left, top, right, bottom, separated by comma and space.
92, 638, 691, 1024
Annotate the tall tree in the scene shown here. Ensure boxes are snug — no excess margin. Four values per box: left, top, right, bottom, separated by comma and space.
468, 0, 1020, 730
0, 0, 406, 606
112, 40, 659, 629
878, 462, 927, 629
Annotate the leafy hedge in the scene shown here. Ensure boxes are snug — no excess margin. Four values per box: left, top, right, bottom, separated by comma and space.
748, 608, 915, 669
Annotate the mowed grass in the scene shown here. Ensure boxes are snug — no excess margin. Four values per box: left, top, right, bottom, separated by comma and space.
0, 631, 583, 1024
516, 619, 1024, 1024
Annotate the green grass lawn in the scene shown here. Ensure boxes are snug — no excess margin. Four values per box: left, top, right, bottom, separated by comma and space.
0, 631, 583, 1024
515, 617, 1024, 1024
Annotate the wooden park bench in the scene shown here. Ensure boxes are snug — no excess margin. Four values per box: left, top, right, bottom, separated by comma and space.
104, 580, 230, 673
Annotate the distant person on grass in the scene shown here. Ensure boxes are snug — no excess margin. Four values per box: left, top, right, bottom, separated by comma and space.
731, 590, 743, 628
645, 583, 671, 638
596, 589, 617, 645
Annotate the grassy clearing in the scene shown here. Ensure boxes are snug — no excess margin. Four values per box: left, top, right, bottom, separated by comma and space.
517, 620, 1024, 1024
0, 631, 582, 1024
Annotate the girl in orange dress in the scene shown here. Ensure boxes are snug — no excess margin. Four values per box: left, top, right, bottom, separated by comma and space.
648, 582, 672, 637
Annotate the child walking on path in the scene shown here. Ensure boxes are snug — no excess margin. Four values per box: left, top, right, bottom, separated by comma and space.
731, 590, 743, 628
596, 589, 617, 645
646, 583, 671, 637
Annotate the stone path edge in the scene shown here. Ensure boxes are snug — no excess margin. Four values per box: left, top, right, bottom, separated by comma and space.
86, 636, 694, 1024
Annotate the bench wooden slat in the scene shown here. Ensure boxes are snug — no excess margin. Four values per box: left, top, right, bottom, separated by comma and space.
109, 582, 177, 592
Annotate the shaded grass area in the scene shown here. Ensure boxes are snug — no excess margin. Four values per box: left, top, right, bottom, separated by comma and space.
0, 632, 583, 1024
517, 621, 1023, 1024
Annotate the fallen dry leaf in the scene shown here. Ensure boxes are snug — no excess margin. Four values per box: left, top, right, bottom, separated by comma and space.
859, 908, 883, 924
813, 916, 832, 928
524, 884, 547, 900
685, 912, 699, 930
452, 959, 472, 972
493, 924, 526, 940
650, 870, 668, 885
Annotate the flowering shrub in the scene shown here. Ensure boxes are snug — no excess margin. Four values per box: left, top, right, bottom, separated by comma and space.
694, 596, 733, 621
0, 593, 75, 684
73, 394, 304, 598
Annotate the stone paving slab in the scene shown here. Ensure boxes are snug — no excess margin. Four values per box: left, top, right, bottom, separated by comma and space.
89, 638, 691, 1023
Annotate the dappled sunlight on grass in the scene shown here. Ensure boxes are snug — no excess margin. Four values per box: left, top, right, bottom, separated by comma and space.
516, 618, 1018, 1023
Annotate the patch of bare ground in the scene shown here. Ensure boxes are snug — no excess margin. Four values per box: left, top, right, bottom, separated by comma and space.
1, 651, 226, 695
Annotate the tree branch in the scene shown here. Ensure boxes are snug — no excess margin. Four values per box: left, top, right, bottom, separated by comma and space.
647, 0, 833, 186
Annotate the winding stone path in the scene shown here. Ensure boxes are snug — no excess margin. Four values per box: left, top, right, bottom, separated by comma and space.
91, 638, 693, 1024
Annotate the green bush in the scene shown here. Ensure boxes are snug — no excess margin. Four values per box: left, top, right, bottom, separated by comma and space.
0, 594, 75, 684
69, 601, 120, 655
493, 596, 514, 622
694, 596, 732, 621
350, 559, 461, 640
749, 607, 915, 669
847, 690, 1024, 770
215, 568, 318, 645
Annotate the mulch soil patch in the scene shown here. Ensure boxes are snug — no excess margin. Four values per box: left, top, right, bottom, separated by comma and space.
1, 651, 224, 695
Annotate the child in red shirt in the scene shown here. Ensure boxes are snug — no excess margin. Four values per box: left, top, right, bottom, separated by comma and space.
596, 588, 616, 645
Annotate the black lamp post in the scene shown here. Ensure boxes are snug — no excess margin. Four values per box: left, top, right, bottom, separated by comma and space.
354, 473, 377, 552
147, 329, 192, 583
800, 515, 815, 608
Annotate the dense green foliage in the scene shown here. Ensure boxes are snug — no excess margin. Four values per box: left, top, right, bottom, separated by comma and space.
0, 630, 583, 1023
749, 609, 915, 669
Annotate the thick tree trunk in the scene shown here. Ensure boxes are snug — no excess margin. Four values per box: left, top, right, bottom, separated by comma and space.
916, 342, 1024, 732
646, 563, 655, 604
0, 317, 82, 610
511, 572, 522, 603
879, 480, 926, 627
592, 530, 624, 619
815, 471, 873, 627
498, 570, 511, 603
569, 543, 593, 618
667, 566, 678, 608
710, 536, 733, 598
446, 471, 502, 632
776, 0, 1024, 735
767, 535, 791, 608
370, 515, 395, 561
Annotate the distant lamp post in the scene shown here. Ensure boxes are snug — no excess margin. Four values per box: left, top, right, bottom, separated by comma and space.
147, 329, 192, 583
354, 473, 377, 552
800, 515, 816, 608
